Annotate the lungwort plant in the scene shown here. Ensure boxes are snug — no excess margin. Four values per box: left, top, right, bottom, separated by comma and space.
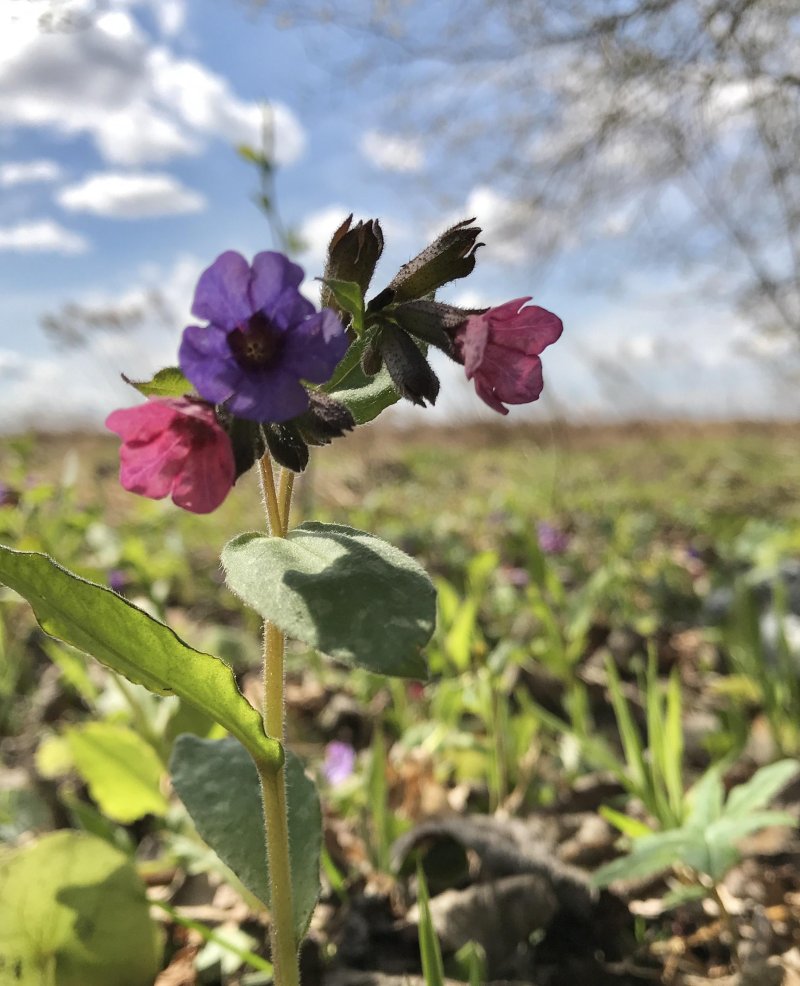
0, 215, 561, 985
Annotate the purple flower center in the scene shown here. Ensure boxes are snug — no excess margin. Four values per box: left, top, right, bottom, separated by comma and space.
228, 312, 283, 370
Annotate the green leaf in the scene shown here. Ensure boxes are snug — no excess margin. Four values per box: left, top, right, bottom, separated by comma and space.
591, 829, 703, 887
706, 810, 796, 848
368, 729, 390, 872
0, 831, 162, 986
332, 365, 401, 424
416, 863, 446, 986
724, 759, 800, 817
323, 334, 401, 425
122, 366, 191, 398
662, 667, 685, 821
237, 144, 271, 170
318, 278, 364, 334
599, 805, 654, 839
170, 736, 321, 940
686, 764, 725, 829
222, 522, 435, 679
604, 656, 648, 799
65, 723, 168, 824
0, 547, 281, 769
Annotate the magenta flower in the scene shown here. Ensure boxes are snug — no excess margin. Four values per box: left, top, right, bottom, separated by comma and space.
106, 397, 235, 514
452, 298, 563, 414
537, 521, 570, 555
179, 251, 348, 423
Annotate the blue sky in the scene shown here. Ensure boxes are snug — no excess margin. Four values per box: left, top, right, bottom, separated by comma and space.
0, 0, 792, 429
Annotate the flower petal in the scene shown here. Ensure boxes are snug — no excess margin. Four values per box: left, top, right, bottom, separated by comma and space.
268, 286, 315, 331
281, 308, 348, 384
179, 324, 242, 404
459, 314, 491, 379
191, 251, 253, 328
473, 375, 509, 415
226, 368, 310, 423
106, 401, 176, 442
118, 425, 189, 499
477, 346, 544, 405
249, 251, 305, 314
171, 424, 236, 513
489, 302, 563, 355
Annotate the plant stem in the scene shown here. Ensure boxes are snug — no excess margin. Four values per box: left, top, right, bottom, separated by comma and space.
710, 883, 741, 972
259, 764, 298, 986
259, 454, 283, 536
278, 468, 294, 536
258, 453, 299, 986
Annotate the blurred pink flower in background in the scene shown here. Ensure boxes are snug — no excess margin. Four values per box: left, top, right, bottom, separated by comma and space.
537, 521, 570, 555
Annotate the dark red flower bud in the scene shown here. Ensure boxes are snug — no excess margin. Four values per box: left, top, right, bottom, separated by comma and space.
263, 422, 309, 472
392, 300, 484, 358
360, 336, 383, 376
216, 411, 266, 480
388, 218, 482, 303
296, 392, 355, 446
321, 215, 384, 317
380, 328, 440, 407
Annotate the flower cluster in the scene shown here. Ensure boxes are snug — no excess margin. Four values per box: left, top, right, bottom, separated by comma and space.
107, 216, 563, 514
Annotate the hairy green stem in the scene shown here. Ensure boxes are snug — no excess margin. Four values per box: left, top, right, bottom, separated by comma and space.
258, 454, 299, 986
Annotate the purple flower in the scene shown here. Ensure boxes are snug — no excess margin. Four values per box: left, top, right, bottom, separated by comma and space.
179, 251, 348, 423
108, 569, 128, 593
323, 741, 356, 785
0, 483, 20, 508
537, 521, 570, 555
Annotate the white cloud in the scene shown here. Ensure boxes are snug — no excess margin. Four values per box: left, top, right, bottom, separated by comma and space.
0, 254, 202, 429
0, 158, 61, 187
360, 130, 424, 173
0, 6, 305, 166
58, 171, 205, 218
113, 0, 187, 38
0, 219, 88, 254
155, 0, 187, 37
297, 205, 350, 276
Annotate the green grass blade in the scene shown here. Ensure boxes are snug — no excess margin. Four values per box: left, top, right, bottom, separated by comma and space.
417, 863, 446, 986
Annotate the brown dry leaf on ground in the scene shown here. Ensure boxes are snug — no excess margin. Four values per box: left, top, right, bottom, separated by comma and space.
154, 944, 200, 986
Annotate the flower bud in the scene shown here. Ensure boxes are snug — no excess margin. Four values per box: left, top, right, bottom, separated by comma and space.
360, 336, 383, 376
380, 327, 440, 407
216, 411, 266, 480
388, 218, 482, 303
321, 215, 384, 317
296, 392, 355, 446
392, 300, 484, 358
264, 422, 309, 473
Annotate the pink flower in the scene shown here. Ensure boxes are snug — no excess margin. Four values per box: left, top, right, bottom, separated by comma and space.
106, 397, 235, 514
452, 298, 563, 414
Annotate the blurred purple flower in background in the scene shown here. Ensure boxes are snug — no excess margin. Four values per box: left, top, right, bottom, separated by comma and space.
108, 569, 128, 594
0, 483, 20, 508
323, 741, 356, 785
537, 521, 570, 555
179, 251, 348, 423
500, 565, 531, 589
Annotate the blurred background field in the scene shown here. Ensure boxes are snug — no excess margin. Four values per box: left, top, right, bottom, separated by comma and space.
3, 0, 800, 982
3, 419, 800, 983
